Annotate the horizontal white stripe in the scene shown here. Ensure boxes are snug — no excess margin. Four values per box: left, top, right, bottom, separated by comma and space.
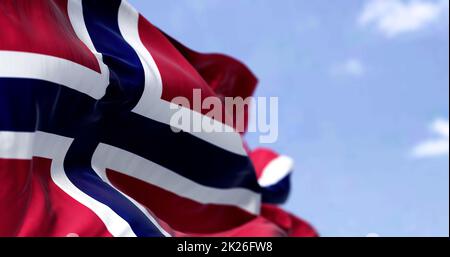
0, 131, 34, 159
258, 155, 293, 187
92, 143, 261, 214
0, 51, 108, 99
145, 100, 248, 156
117, 2, 247, 156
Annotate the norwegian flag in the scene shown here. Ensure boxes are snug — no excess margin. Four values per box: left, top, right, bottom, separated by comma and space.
0, 0, 317, 237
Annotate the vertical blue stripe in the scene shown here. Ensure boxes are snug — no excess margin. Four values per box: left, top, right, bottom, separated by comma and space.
61, 0, 164, 237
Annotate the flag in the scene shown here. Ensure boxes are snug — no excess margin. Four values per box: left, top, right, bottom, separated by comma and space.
0, 0, 316, 237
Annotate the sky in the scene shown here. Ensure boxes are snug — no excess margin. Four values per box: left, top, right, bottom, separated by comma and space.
129, 0, 449, 236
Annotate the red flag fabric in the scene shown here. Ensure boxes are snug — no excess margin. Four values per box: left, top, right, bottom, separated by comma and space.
0, 0, 316, 237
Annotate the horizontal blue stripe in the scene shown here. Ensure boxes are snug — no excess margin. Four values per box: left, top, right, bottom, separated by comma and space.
0, 81, 36, 132
99, 114, 259, 193
0, 78, 260, 192
0, 79, 99, 134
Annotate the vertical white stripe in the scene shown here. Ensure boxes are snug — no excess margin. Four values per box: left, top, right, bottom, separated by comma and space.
0, 0, 110, 100
118, 0, 247, 156
32, 131, 137, 237
67, 0, 110, 89
118, 0, 163, 102
0, 130, 171, 236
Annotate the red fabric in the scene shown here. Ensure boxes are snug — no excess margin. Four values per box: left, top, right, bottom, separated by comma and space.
165, 34, 257, 133
249, 148, 280, 179
107, 169, 255, 234
0, 0, 100, 72
138, 16, 257, 131
0, 158, 111, 237
0, 0, 318, 237
261, 204, 318, 237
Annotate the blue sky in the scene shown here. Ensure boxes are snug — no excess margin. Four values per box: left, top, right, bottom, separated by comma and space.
129, 0, 449, 236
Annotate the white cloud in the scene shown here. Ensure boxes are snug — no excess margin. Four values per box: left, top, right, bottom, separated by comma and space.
359, 0, 449, 37
331, 58, 365, 78
412, 118, 449, 158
